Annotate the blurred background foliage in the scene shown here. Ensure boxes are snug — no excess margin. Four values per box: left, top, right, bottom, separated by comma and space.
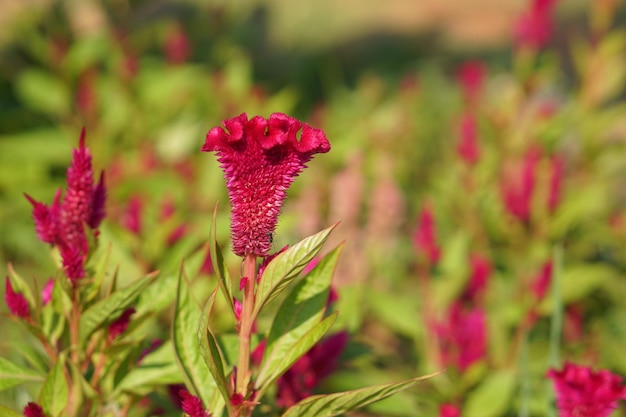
2, 0, 626, 416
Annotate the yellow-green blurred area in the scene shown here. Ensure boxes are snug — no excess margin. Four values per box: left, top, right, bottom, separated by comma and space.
2, 0, 626, 415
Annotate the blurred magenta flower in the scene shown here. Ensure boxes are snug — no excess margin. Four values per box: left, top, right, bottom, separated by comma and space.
530, 261, 553, 300
108, 308, 136, 342
41, 279, 54, 306
514, 0, 558, 50
164, 23, 191, 65
5, 278, 30, 318
500, 146, 542, 223
435, 302, 486, 372
547, 362, 626, 417
456, 60, 486, 103
275, 331, 348, 408
25, 129, 106, 282
463, 253, 492, 301
121, 195, 143, 235
23, 402, 45, 417
202, 113, 330, 257
439, 403, 461, 417
549, 154, 564, 213
456, 112, 480, 165
180, 390, 211, 417
413, 203, 441, 265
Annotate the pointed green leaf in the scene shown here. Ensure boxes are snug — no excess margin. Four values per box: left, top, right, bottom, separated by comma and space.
0, 357, 44, 391
257, 312, 338, 393
172, 265, 223, 413
0, 405, 23, 417
257, 246, 342, 390
209, 206, 234, 313
198, 288, 232, 414
254, 224, 337, 318
79, 271, 158, 346
7, 263, 35, 309
464, 370, 517, 417
40, 354, 69, 417
280, 373, 439, 417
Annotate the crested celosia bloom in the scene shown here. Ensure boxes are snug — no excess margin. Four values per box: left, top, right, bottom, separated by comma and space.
547, 362, 626, 417
412, 203, 441, 265
23, 402, 45, 417
514, 0, 557, 50
25, 129, 106, 282
202, 113, 330, 257
180, 390, 211, 417
5, 278, 30, 318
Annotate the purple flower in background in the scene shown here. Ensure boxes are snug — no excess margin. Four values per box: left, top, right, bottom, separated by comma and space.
180, 390, 211, 417
23, 402, 45, 417
202, 113, 330, 257
5, 278, 30, 318
547, 362, 626, 417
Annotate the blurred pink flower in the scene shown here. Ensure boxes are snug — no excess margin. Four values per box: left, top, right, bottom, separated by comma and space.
514, 0, 557, 50
530, 261, 553, 300
202, 113, 330, 257
164, 23, 191, 65
463, 253, 492, 302
41, 279, 54, 306
456, 112, 480, 165
435, 302, 486, 372
456, 60, 486, 103
500, 146, 542, 223
23, 402, 45, 417
108, 308, 136, 342
549, 154, 564, 213
439, 403, 461, 417
5, 278, 30, 318
413, 203, 441, 265
547, 362, 626, 417
121, 195, 143, 235
275, 331, 348, 408
180, 390, 211, 417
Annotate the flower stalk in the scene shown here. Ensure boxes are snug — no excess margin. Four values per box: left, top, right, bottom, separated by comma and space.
236, 253, 257, 400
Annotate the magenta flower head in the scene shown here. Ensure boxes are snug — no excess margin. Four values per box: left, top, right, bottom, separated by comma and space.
514, 0, 558, 50
180, 390, 211, 417
412, 202, 441, 265
547, 362, 626, 417
5, 277, 30, 318
23, 402, 45, 417
202, 113, 330, 257
439, 404, 460, 417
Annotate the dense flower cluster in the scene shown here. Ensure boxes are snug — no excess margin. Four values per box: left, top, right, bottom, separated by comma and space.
548, 362, 626, 417
180, 390, 211, 417
25, 129, 106, 282
202, 113, 330, 257
4, 278, 30, 318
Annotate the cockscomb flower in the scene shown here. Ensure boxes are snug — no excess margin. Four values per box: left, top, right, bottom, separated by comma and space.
547, 362, 626, 417
412, 203, 441, 265
25, 129, 106, 281
180, 390, 211, 417
5, 278, 30, 318
202, 113, 330, 257
23, 402, 45, 417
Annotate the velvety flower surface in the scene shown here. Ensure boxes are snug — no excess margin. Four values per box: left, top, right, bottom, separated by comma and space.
5, 278, 30, 318
180, 390, 211, 417
23, 402, 45, 417
547, 362, 626, 417
202, 113, 330, 256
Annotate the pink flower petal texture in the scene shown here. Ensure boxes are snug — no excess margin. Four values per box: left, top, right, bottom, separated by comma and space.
180, 390, 211, 417
547, 362, 626, 417
23, 402, 45, 417
202, 113, 330, 257
5, 278, 30, 318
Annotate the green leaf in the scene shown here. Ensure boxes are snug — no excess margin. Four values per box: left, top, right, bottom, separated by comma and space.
7, 263, 35, 309
464, 370, 517, 417
40, 354, 69, 417
280, 373, 438, 417
209, 205, 234, 313
172, 265, 224, 414
114, 341, 184, 395
15, 69, 70, 116
256, 246, 342, 391
0, 405, 23, 417
254, 224, 337, 318
79, 271, 157, 346
257, 312, 338, 394
198, 288, 232, 414
0, 357, 44, 391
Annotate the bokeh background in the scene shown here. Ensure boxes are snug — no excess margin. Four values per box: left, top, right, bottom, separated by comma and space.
2, 0, 626, 416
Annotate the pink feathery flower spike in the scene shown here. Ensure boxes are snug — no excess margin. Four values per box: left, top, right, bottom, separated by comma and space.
439, 404, 461, 417
23, 402, 45, 417
412, 203, 441, 265
5, 278, 30, 318
435, 302, 486, 372
514, 0, 558, 50
547, 362, 626, 417
202, 113, 330, 257
501, 146, 542, 223
180, 390, 211, 417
